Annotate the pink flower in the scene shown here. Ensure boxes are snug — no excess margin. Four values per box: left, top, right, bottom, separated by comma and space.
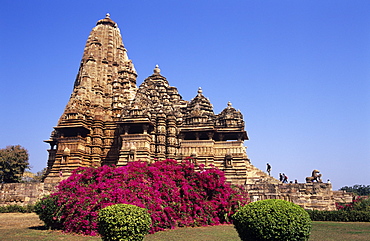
46, 159, 249, 235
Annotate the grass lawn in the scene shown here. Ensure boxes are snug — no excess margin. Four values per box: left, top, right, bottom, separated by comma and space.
309, 221, 370, 241
0, 213, 369, 241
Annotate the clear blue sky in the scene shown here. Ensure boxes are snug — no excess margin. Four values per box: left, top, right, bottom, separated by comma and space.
1, 1, 369, 190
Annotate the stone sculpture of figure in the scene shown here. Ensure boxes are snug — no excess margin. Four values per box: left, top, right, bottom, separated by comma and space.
62, 147, 70, 163
266, 163, 271, 176
189, 152, 197, 165
305, 169, 323, 183
225, 154, 233, 168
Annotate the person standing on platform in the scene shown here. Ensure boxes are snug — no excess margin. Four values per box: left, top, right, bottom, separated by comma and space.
266, 163, 271, 176
283, 173, 288, 183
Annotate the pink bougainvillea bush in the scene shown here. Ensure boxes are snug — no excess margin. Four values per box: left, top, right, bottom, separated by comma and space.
36, 159, 249, 235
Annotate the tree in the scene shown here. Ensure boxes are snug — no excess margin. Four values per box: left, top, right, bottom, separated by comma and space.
21, 171, 36, 182
0, 145, 30, 183
340, 184, 370, 196
21, 168, 47, 183
34, 167, 47, 182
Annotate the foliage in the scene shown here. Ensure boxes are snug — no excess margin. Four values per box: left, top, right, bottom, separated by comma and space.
34, 195, 62, 229
36, 168, 48, 182
0, 204, 34, 213
339, 184, 370, 196
306, 210, 370, 222
307, 196, 370, 222
232, 199, 312, 241
21, 168, 46, 183
21, 171, 36, 182
36, 159, 249, 235
336, 196, 370, 211
0, 145, 30, 183
98, 204, 151, 241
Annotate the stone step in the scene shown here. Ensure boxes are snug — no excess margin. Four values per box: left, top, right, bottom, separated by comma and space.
245, 162, 280, 184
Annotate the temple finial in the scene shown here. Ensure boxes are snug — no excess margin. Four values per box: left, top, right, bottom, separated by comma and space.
106, 13, 110, 18
227, 101, 232, 107
154, 64, 161, 74
197, 87, 203, 95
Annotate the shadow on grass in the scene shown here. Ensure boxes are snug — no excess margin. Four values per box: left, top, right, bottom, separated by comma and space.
28, 225, 48, 230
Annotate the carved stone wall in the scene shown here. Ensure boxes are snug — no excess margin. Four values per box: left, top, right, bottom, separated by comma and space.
333, 190, 354, 204
0, 183, 56, 206
246, 183, 338, 211
0, 182, 351, 211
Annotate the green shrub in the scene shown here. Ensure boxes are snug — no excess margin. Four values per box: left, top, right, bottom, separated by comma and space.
337, 196, 370, 211
0, 206, 6, 213
0, 204, 34, 213
306, 210, 370, 222
34, 195, 61, 229
232, 199, 312, 241
353, 197, 370, 211
98, 204, 151, 241
23, 204, 35, 213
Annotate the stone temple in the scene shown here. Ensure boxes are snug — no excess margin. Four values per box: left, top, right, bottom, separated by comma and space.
38, 15, 352, 211
43, 14, 277, 186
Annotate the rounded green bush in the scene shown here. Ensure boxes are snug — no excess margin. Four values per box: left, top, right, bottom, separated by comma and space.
232, 199, 311, 241
98, 204, 151, 241
34, 195, 61, 230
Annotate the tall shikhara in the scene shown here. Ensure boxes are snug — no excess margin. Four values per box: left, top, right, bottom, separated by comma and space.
44, 15, 278, 185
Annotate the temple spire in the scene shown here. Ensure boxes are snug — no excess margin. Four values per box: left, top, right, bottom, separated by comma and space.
60, 14, 137, 122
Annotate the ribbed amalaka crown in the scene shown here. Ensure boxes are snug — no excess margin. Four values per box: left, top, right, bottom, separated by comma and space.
187, 87, 214, 116
59, 14, 137, 123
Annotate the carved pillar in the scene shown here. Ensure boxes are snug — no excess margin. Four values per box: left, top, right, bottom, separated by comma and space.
143, 124, 149, 134
124, 125, 130, 135
155, 112, 166, 159
207, 132, 214, 140
166, 116, 176, 159
90, 121, 103, 166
